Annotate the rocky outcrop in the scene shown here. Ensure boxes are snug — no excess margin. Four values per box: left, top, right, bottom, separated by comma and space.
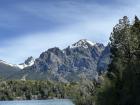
24, 39, 108, 82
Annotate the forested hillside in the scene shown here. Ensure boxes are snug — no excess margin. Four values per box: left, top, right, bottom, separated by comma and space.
96, 16, 140, 105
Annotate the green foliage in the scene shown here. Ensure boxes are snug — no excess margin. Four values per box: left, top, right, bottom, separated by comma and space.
0, 79, 98, 105
96, 16, 140, 105
72, 79, 98, 105
0, 80, 69, 100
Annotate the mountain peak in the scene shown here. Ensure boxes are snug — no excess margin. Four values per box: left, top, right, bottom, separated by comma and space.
71, 39, 96, 48
24, 56, 34, 65
18, 56, 35, 69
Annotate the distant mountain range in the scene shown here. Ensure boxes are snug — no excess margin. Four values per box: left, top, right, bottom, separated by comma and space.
0, 39, 110, 82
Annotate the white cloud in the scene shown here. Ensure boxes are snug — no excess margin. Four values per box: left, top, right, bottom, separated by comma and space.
0, 19, 111, 64
1, 0, 140, 64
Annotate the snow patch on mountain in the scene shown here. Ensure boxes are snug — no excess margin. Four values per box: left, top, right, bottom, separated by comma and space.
70, 39, 96, 48
17, 56, 35, 69
0, 60, 17, 67
0, 57, 35, 70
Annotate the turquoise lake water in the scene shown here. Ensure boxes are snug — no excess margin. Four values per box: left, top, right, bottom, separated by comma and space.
0, 99, 74, 105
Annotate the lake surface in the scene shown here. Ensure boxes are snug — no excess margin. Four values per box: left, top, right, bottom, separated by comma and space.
0, 99, 75, 105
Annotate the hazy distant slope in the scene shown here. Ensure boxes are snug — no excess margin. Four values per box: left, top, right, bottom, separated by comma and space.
0, 62, 20, 79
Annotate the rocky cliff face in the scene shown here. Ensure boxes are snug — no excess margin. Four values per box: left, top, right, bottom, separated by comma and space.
23, 39, 109, 82
17, 56, 35, 69
0, 39, 110, 82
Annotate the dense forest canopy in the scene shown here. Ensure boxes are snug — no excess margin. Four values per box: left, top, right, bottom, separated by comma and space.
97, 16, 140, 105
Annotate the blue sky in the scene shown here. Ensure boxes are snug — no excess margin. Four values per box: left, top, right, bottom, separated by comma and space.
0, 0, 140, 64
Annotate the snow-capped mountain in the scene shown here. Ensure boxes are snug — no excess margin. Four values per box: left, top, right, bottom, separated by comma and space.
17, 56, 35, 69
0, 60, 21, 80
70, 39, 96, 48
0, 60, 17, 67
22, 39, 109, 81
0, 39, 110, 81
0, 56, 35, 70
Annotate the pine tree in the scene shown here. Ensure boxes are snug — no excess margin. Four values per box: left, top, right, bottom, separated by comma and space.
96, 16, 140, 105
